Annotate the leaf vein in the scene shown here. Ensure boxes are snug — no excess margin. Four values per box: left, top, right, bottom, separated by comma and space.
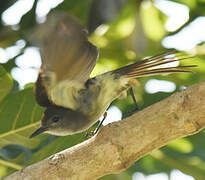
11, 97, 26, 130
30, 104, 37, 124
0, 121, 40, 138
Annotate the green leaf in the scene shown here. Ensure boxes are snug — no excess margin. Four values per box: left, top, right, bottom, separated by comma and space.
0, 87, 45, 149
171, 0, 197, 9
167, 138, 193, 153
0, 65, 13, 101
141, 2, 166, 41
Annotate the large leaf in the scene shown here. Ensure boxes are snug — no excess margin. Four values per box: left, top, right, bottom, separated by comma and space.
0, 87, 45, 149
0, 65, 13, 101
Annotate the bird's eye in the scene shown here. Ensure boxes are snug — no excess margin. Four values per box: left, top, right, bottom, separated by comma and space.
52, 116, 60, 123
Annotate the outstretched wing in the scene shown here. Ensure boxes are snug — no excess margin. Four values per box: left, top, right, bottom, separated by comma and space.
32, 12, 98, 107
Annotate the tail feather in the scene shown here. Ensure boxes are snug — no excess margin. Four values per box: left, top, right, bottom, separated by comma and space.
111, 51, 196, 78
126, 67, 194, 78
137, 49, 177, 64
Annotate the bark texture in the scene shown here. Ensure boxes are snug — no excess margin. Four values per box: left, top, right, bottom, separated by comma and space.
4, 82, 205, 180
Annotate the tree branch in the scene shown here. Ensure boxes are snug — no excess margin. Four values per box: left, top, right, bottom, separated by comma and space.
4, 82, 205, 180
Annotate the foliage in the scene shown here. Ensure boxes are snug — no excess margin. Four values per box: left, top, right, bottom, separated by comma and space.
0, 0, 205, 179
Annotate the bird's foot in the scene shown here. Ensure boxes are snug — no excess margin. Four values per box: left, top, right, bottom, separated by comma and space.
85, 131, 95, 138
85, 112, 107, 139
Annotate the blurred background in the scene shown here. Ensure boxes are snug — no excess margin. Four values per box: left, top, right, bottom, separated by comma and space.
0, 0, 205, 179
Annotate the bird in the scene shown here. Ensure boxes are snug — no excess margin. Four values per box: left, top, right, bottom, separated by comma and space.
29, 11, 195, 138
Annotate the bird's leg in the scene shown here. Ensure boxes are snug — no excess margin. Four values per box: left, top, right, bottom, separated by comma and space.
122, 88, 140, 119
85, 112, 107, 138
94, 112, 107, 134
123, 79, 140, 118
128, 79, 140, 112
129, 87, 139, 112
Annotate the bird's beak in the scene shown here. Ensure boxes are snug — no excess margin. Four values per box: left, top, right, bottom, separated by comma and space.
29, 126, 48, 138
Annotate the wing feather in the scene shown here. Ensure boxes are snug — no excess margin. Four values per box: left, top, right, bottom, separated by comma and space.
32, 12, 98, 106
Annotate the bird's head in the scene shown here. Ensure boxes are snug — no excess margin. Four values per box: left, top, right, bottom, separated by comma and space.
30, 105, 86, 138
